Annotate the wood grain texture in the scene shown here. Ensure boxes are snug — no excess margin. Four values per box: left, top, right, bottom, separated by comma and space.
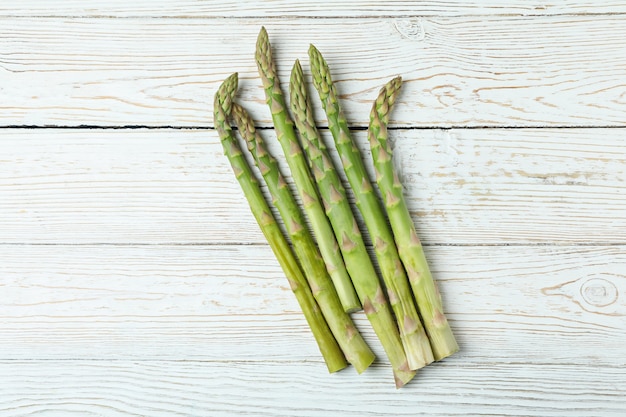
2, 3, 625, 415
1, 244, 624, 366
2, 128, 625, 245
1, 1, 625, 17
1, 17, 625, 127
0, 361, 624, 417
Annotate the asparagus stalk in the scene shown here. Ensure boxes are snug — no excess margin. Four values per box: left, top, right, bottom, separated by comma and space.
231, 102, 375, 374
214, 73, 347, 373
369, 77, 459, 361
255, 27, 361, 313
289, 59, 414, 386
309, 44, 434, 370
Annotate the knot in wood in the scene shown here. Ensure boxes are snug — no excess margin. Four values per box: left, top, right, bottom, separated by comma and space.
580, 277, 618, 307
393, 18, 426, 41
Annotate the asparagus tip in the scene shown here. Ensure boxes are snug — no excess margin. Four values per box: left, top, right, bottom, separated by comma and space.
291, 58, 304, 80
308, 44, 324, 66
215, 72, 238, 100
214, 73, 239, 124
256, 26, 269, 51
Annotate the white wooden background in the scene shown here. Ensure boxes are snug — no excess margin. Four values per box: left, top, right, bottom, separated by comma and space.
1, 2, 625, 416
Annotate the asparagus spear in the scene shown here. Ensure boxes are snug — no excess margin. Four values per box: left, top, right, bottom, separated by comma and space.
369, 77, 459, 361
309, 44, 434, 370
255, 27, 361, 313
289, 59, 414, 386
231, 102, 375, 374
214, 73, 347, 373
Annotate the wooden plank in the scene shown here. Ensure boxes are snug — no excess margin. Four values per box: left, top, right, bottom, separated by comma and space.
0, 360, 624, 416
2, 1, 625, 17
2, 128, 625, 245
1, 244, 624, 366
1, 17, 625, 127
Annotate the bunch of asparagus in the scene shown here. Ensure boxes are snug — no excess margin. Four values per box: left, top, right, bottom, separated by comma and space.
214, 27, 458, 388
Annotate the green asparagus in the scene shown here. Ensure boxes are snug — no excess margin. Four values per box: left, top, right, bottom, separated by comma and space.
369, 76, 459, 361
231, 101, 375, 374
289, 59, 414, 386
309, 44, 434, 370
214, 73, 348, 373
256, 27, 361, 313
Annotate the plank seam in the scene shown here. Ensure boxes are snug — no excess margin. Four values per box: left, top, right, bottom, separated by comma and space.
0, 358, 622, 367
1, 125, 626, 130
1, 13, 626, 19
1, 242, 624, 247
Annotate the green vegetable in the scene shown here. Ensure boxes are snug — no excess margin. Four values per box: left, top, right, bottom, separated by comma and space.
255, 27, 361, 312
289, 59, 414, 386
368, 76, 459, 361
214, 73, 348, 373
231, 101, 375, 374
309, 45, 434, 369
